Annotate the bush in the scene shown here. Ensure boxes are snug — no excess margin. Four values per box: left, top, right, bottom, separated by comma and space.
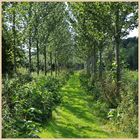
99, 72, 119, 108
104, 70, 138, 137
79, 71, 104, 100
2, 73, 67, 138
93, 100, 109, 118
114, 70, 138, 137
79, 71, 91, 92
79, 69, 138, 137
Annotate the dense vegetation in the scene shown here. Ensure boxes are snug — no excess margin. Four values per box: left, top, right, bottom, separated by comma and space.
2, 2, 138, 138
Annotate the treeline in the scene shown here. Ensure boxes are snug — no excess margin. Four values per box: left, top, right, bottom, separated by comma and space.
70, 2, 138, 137
70, 2, 138, 97
2, 2, 76, 76
2, 2, 138, 78
122, 37, 138, 70
2, 2, 75, 138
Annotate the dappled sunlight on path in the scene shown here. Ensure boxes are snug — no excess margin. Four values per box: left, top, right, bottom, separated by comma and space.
38, 72, 128, 138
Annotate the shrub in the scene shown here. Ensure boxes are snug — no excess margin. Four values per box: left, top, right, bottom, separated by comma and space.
2, 73, 67, 138
79, 71, 91, 92
115, 70, 138, 137
79, 71, 104, 101
106, 70, 138, 137
93, 100, 109, 118
79, 69, 138, 137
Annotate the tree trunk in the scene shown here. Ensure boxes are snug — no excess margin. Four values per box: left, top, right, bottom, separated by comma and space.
44, 45, 47, 75
12, 4, 16, 74
93, 45, 97, 76
99, 47, 103, 81
115, 7, 121, 97
54, 52, 57, 76
29, 39, 31, 74
50, 52, 52, 76
28, 3, 32, 74
35, 11, 39, 75
36, 38, 39, 75
86, 56, 91, 76
91, 46, 97, 83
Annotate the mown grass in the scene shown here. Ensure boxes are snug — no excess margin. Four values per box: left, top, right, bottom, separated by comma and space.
37, 72, 131, 138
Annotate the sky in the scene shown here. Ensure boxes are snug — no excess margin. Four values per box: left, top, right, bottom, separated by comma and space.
127, 28, 138, 38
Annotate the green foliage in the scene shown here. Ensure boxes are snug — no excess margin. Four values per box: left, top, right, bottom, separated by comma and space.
13, 120, 40, 138
107, 109, 120, 121
2, 36, 14, 74
103, 70, 138, 138
2, 1, 138, 138
2, 72, 69, 138
93, 101, 109, 119
38, 72, 129, 138
79, 71, 90, 91
79, 71, 102, 100
79, 70, 138, 137
114, 70, 138, 137
122, 37, 138, 70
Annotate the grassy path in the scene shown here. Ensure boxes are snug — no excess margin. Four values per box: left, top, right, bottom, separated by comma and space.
38, 72, 128, 138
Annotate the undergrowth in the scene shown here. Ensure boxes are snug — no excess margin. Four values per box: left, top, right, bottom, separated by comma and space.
79, 69, 138, 138
2, 71, 71, 138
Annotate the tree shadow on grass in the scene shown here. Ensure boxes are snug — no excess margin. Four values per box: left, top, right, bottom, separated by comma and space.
38, 73, 112, 138
40, 120, 84, 138
63, 104, 95, 123
62, 89, 86, 100
61, 87, 101, 125
40, 119, 110, 138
